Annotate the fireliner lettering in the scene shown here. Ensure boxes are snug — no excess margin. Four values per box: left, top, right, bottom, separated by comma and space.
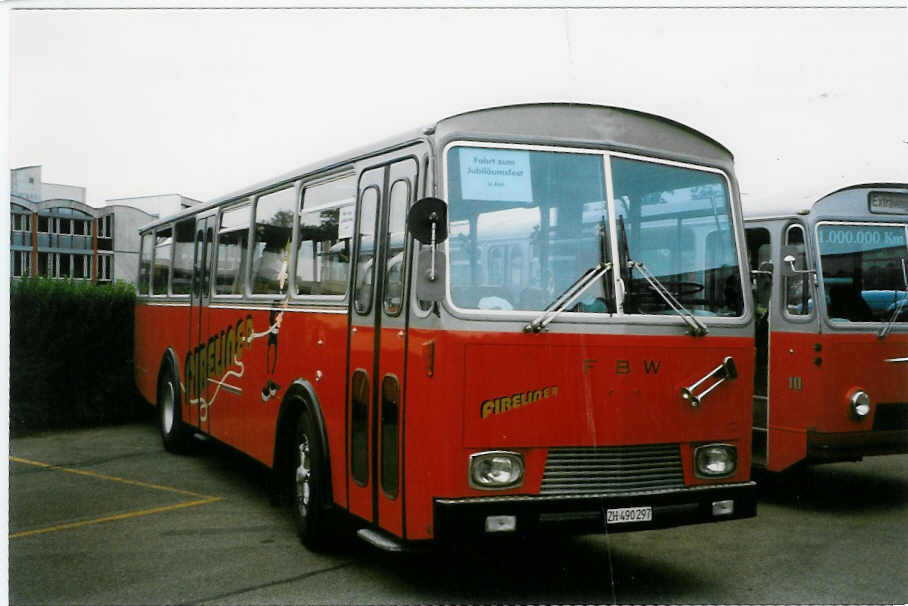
480, 385, 559, 419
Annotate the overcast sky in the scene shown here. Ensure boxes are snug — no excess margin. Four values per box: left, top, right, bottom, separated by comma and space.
6, 3, 908, 216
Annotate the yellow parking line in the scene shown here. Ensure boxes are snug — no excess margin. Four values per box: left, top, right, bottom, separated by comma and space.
10, 456, 213, 498
10, 497, 222, 539
9, 456, 222, 539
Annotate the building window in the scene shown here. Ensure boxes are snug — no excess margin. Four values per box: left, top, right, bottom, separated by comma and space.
12, 251, 23, 277
74, 255, 86, 279
97, 255, 112, 282
38, 216, 48, 233
59, 254, 71, 279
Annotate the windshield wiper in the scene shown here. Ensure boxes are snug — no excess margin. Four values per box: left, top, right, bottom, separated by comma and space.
524, 262, 612, 333
616, 216, 707, 337
879, 258, 908, 339
626, 260, 709, 336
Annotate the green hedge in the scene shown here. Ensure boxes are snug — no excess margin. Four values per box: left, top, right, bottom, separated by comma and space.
9, 278, 152, 436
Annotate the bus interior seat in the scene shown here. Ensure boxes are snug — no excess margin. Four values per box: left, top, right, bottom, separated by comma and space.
453, 286, 511, 309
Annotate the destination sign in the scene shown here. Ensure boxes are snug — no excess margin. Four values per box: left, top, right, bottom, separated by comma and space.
818, 224, 906, 255
459, 147, 533, 203
869, 191, 908, 215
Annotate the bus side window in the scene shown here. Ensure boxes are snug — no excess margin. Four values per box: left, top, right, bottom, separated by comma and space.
251, 187, 296, 295
354, 187, 379, 315
152, 226, 173, 296
784, 224, 811, 316
215, 203, 251, 296
383, 179, 409, 316
297, 175, 356, 297
138, 233, 152, 294
172, 218, 196, 295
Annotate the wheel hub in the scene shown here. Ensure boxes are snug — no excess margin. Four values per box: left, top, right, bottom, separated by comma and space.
295, 434, 311, 516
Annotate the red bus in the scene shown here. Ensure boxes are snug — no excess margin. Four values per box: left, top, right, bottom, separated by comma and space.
135, 103, 757, 551
745, 184, 908, 471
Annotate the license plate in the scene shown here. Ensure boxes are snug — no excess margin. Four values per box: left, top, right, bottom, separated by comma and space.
606, 506, 653, 524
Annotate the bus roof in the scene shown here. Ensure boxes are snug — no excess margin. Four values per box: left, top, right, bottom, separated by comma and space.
141, 103, 734, 232
744, 182, 908, 221
433, 103, 733, 165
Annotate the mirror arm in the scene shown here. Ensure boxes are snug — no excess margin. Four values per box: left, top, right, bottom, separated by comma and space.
783, 254, 816, 276
429, 215, 437, 282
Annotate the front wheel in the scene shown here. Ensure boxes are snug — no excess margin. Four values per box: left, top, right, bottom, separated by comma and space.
292, 409, 333, 550
159, 366, 192, 453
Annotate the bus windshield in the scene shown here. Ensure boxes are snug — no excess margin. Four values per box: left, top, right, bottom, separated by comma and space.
444, 144, 743, 317
612, 156, 743, 318
817, 223, 908, 323
446, 145, 613, 313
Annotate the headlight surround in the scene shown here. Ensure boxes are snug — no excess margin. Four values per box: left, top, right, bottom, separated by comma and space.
694, 443, 737, 479
469, 451, 525, 490
849, 389, 871, 420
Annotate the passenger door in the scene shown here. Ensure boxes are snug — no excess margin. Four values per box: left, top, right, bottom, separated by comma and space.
347, 156, 419, 534
188, 212, 216, 433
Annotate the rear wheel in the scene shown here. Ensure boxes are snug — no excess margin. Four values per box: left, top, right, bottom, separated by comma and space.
159, 366, 192, 453
292, 409, 332, 550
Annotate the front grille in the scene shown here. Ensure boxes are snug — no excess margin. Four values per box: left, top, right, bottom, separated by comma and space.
540, 443, 685, 495
874, 403, 908, 431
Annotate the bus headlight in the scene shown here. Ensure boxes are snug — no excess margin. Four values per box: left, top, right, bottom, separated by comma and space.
694, 444, 737, 478
469, 451, 524, 490
849, 389, 871, 419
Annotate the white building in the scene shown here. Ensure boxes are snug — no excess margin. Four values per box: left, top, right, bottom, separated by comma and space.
9, 166, 193, 284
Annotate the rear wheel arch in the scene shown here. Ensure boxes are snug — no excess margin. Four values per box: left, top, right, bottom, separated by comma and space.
156, 348, 182, 404
157, 347, 192, 453
273, 380, 333, 506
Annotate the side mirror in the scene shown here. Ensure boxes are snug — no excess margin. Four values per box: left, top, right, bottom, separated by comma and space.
407, 197, 448, 302
407, 197, 448, 245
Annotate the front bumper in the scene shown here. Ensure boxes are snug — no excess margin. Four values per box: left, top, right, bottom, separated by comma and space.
807, 429, 908, 462
433, 481, 756, 540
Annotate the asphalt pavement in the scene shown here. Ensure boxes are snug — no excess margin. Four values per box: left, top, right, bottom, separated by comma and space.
8, 422, 908, 604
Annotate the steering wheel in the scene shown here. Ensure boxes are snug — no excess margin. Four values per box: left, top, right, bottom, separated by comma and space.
671, 281, 705, 296
632, 281, 704, 297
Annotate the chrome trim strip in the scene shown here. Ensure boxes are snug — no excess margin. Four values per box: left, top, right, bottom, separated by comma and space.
436, 481, 756, 505
884, 357, 908, 363
136, 301, 191, 308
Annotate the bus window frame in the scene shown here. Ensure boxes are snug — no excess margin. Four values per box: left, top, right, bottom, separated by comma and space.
292, 170, 358, 306
169, 217, 197, 298
212, 199, 253, 300
438, 139, 751, 328
137, 231, 153, 296
780, 221, 816, 323
352, 184, 382, 317
247, 182, 302, 301
382, 177, 412, 318
813, 219, 908, 331
150, 224, 175, 298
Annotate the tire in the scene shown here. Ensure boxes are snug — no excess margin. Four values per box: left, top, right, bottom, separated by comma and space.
158, 364, 192, 454
292, 408, 333, 550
